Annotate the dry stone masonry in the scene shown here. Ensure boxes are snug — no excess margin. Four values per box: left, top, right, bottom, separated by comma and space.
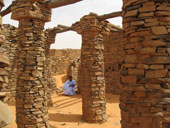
1, 24, 17, 98
74, 13, 107, 123
67, 58, 80, 91
50, 49, 80, 75
11, 0, 51, 127
0, 1, 12, 127
104, 24, 124, 94
121, 0, 170, 128
44, 30, 57, 107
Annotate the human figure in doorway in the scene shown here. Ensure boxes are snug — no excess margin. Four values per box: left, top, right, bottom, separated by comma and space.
62, 76, 76, 96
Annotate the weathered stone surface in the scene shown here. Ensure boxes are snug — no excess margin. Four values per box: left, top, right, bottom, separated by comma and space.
146, 69, 168, 78
0, 101, 12, 127
139, 5, 156, 12
121, 0, 170, 128
128, 69, 144, 75
75, 14, 107, 123
122, 76, 137, 84
125, 9, 138, 17
104, 25, 124, 94
151, 26, 168, 35
140, 47, 156, 54
125, 54, 137, 63
0, 53, 10, 67
131, 20, 144, 26
149, 65, 163, 69
11, 0, 51, 127
139, 12, 154, 17
50, 49, 80, 75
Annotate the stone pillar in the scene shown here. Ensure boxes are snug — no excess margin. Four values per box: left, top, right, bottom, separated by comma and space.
75, 13, 107, 123
11, 1, 51, 128
121, 0, 170, 128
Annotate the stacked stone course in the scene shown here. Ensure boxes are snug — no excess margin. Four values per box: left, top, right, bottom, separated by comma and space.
67, 58, 80, 91
1, 24, 17, 98
0, 1, 12, 127
11, 0, 51, 127
121, 0, 170, 128
50, 49, 80, 75
73, 13, 108, 123
104, 24, 124, 94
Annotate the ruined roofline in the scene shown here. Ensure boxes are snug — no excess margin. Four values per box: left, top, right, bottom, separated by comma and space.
47, 11, 123, 35
98, 11, 122, 21
1, 1, 122, 20
52, 22, 122, 34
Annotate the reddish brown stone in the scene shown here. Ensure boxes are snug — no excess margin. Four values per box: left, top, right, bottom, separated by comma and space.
146, 69, 168, 78
151, 26, 168, 35
122, 76, 137, 84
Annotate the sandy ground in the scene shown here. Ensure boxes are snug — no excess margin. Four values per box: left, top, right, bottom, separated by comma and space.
8, 74, 121, 128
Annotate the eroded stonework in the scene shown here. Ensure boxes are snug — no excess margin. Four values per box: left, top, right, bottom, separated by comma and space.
50, 49, 80, 75
104, 24, 124, 94
11, 0, 52, 127
74, 13, 107, 123
121, 0, 170, 128
1, 24, 17, 98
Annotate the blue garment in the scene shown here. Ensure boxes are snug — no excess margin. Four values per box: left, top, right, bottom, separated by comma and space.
62, 80, 76, 96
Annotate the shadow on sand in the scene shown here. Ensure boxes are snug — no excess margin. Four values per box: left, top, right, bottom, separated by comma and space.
49, 113, 82, 123
52, 94, 82, 109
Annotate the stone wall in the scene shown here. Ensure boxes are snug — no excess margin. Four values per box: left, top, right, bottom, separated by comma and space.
67, 58, 80, 91
50, 49, 80, 75
121, 0, 170, 128
104, 25, 124, 94
0, 24, 17, 98
0, 2, 13, 126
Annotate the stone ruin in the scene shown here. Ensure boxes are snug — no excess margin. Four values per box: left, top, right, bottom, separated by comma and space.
1, 0, 170, 127
1, 24, 17, 98
65, 23, 123, 94
0, 1, 13, 127
120, 0, 170, 128
67, 58, 80, 91
50, 49, 80, 75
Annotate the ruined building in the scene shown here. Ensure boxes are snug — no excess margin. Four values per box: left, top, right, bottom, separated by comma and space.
2, 0, 170, 128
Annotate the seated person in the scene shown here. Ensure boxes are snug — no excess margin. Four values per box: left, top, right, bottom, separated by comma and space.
62, 76, 76, 96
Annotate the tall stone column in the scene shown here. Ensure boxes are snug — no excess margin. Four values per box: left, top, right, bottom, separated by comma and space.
121, 0, 170, 128
11, 1, 51, 128
75, 13, 107, 123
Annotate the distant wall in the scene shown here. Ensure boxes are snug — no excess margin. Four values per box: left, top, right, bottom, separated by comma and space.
104, 30, 125, 94
1, 24, 17, 97
50, 49, 81, 75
